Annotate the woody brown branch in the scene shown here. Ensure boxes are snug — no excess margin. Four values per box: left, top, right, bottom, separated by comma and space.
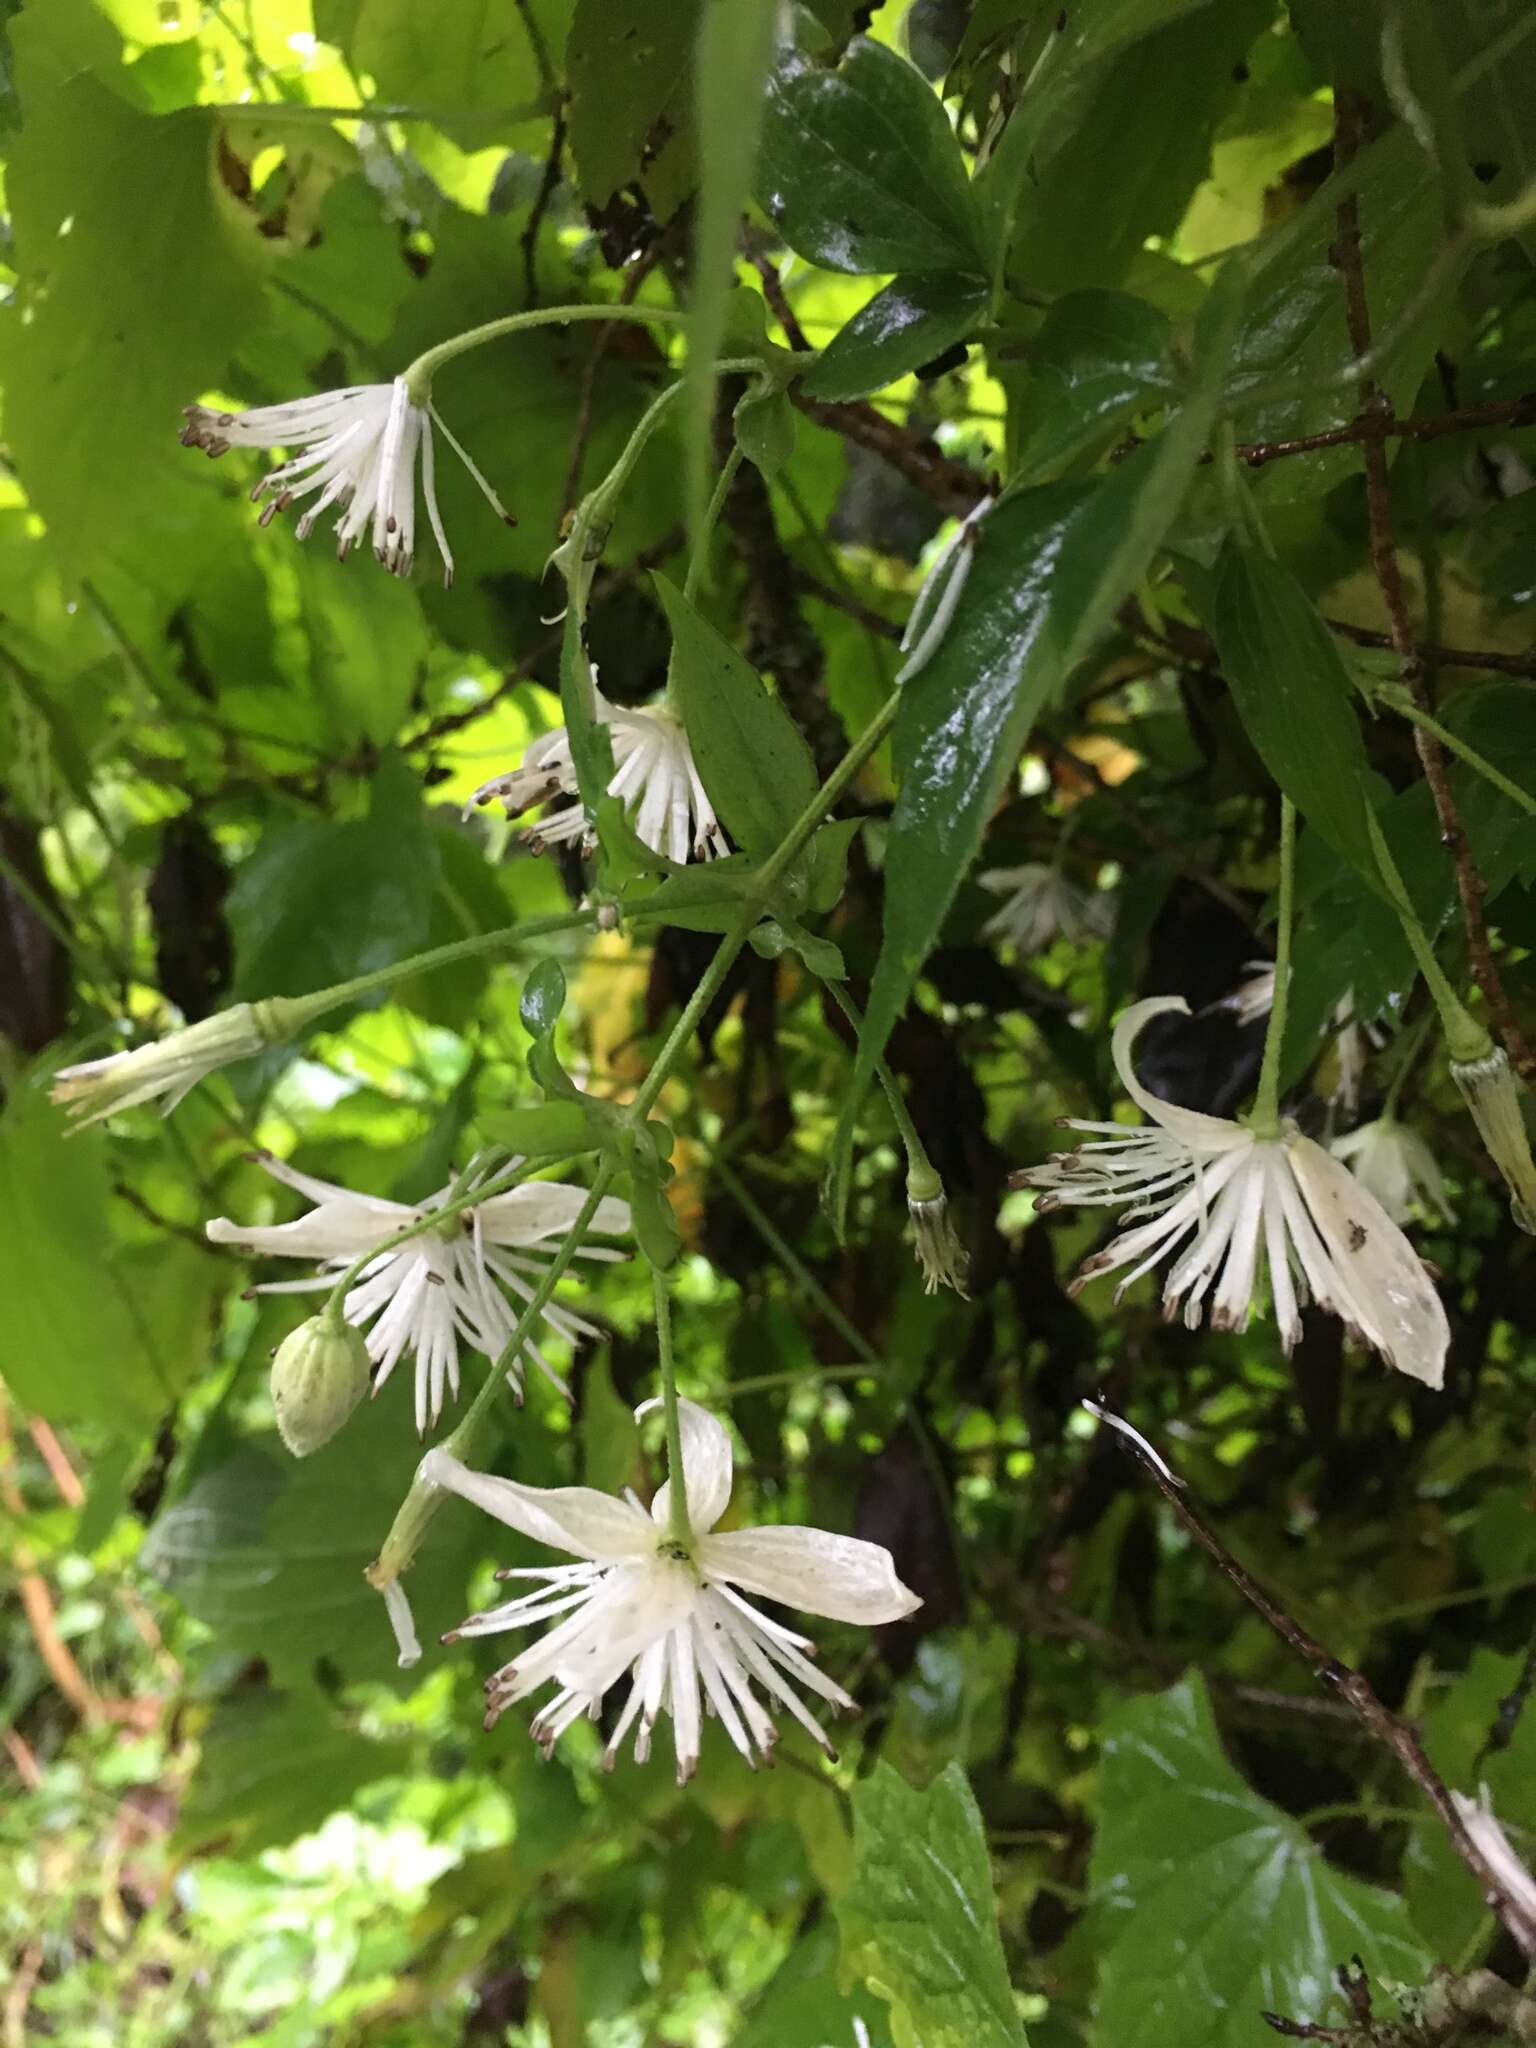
1096, 1402, 1536, 1966
1236, 390, 1536, 467
1332, 93, 1534, 1080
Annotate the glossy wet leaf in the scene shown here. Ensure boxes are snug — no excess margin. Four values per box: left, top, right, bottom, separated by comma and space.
802, 274, 989, 402
1013, 289, 1175, 481
758, 38, 984, 275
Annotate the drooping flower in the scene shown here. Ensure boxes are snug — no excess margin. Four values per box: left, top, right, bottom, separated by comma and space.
1217, 960, 1276, 1028
207, 1154, 631, 1433
425, 1398, 920, 1783
906, 1167, 969, 1297
1450, 1787, 1536, 1927
50, 1005, 271, 1129
466, 690, 727, 866
1014, 996, 1449, 1387
1452, 1046, 1536, 1234
180, 378, 513, 585
1330, 1117, 1454, 1227
977, 863, 1114, 955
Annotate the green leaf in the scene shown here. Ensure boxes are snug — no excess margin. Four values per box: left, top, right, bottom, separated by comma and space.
0, 72, 267, 587
580, 1351, 640, 1495
317, 0, 557, 116
0, 1080, 219, 1429
807, 816, 864, 915
175, 1690, 394, 1857
560, 602, 617, 831
655, 572, 818, 861
624, 854, 759, 934
1205, 548, 1381, 890
687, 0, 780, 541
838, 1760, 1025, 2048
757, 39, 985, 275
566, 0, 699, 216
1004, 0, 1273, 294
144, 1398, 480, 1688
1230, 126, 1451, 502
520, 958, 585, 1102
738, 1919, 894, 2048
296, 552, 428, 749
1093, 1677, 1429, 2048
826, 267, 1242, 1228
802, 274, 989, 402
733, 385, 798, 478
1013, 289, 1175, 481
228, 755, 439, 1004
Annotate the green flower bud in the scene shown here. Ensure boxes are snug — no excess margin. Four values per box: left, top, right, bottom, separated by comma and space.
270, 1311, 370, 1457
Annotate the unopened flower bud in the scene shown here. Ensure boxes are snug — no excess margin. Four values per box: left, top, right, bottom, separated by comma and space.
50, 1003, 279, 1129
1451, 1048, 1536, 1233
906, 1166, 970, 1297
269, 1310, 370, 1457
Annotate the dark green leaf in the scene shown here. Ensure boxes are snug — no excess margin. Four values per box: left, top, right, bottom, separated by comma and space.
624, 854, 758, 934
839, 1760, 1026, 2048
687, 0, 781, 539
1206, 548, 1380, 889
1003, 0, 1273, 294
655, 573, 818, 861
1093, 1678, 1429, 2048
229, 755, 438, 1004
802, 274, 989, 402
757, 39, 984, 275
566, 0, 699, 216
1013, 289, 1175, 481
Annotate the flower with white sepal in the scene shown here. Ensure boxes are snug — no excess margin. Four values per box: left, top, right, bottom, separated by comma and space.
466, 687, 728, 866
180, 377, 513, 584
50, 1004, 271, 1128
1015, 996, 1449, 1387
1330, 1117, 1454, 1226
207, 1153, 630, 1433
978, 862, 1113, 955
425, 1398, 920, 1783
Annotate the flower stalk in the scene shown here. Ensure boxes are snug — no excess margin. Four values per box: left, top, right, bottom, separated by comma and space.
1249, 794, 1295, 1136
652, 1268, 692, 1551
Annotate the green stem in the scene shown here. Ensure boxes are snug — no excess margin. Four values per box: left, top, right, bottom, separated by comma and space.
714, 1159, 879, 1368
1378, 687, 1536, 818
403, 304, 690, 400
1250, 795, 1296, 1133
652, 1267, 692, 1548
625, 688, 902, 1130
1382, 1007, 1435, 1120
683, 445, 744, 603
370, 1161, 617, 1582
819, 978, 936, 1186
1366, 806, 1490, 1063
272, 908, 601, 1036
714, 1364, 883, 1401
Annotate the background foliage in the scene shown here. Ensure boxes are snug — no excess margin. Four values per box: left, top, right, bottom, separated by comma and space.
2, 0, 1535, 2042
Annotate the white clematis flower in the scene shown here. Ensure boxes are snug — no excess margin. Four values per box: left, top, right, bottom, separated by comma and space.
1330, 1117, 1454, 1226
207, 1154, 631, 1432
425, 1398, 920, 1783
1217, 960, 1276, 1028
978, 863, 1113, 955
50, 1004, 270, 1128
1450, 1787, 1536, 1927
1018, 996, 1449, 1387
466, 690, 728, 866
180, 377, 513, 585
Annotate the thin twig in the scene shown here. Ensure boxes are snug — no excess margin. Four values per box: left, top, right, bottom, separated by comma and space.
519, 97, 566, 307
1236, 390, 1536, 467
1333, 94, 1534, 1079
558, 245, 665, 520
1326, 617, 1536, 681
1090, 1397, 1536, 1963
